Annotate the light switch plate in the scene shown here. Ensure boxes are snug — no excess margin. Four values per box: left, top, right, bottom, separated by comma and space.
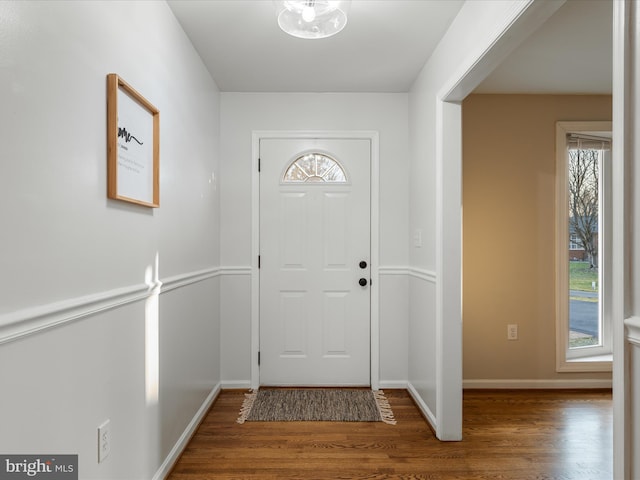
98, 420, 111, 463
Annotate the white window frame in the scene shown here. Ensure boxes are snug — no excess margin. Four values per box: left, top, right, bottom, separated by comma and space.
282, 152, 349, 183
555, 121, 612, 372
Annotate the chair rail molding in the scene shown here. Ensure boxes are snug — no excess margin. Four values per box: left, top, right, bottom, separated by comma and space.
378, 266, 437, 284
0, 266, 221, 345
219, 266, 252, 276
625, 316, 640, 346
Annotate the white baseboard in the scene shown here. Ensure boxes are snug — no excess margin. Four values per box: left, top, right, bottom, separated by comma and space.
221, 380, 407, 390
221, 380, 252, 390
379, 380, 408, 390
463, 378, 613, 389
407, 382, 437, 432
153, 382, 221, 480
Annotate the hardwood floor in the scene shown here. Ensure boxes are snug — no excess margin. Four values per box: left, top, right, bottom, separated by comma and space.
167, 389, 612, 479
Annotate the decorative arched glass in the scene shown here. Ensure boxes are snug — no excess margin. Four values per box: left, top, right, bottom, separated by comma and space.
283, 153, 347, 183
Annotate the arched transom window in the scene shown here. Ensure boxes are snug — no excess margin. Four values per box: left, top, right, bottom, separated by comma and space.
283, 153, 347, 183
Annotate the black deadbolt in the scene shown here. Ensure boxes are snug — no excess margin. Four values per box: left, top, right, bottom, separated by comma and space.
359, 278, 368, 287
359, 261, 367, 269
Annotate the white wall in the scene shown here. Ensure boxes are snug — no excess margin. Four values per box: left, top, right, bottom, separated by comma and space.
219, 93, 409, 387
0, 1, 221, 478
407, 0, 561, 438
631, 4, 640, 476
615, 2, 640, 476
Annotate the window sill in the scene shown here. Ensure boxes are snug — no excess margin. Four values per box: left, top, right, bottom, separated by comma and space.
568, 353, 612, 363
557, 354, 612, 373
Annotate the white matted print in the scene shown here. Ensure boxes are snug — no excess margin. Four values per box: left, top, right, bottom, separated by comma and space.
107, 74, 159, 207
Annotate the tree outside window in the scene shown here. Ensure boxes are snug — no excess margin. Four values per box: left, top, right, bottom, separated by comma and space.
568, 148, 598, 269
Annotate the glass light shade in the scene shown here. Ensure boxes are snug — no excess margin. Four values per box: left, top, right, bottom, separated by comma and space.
275, 1, 350, 39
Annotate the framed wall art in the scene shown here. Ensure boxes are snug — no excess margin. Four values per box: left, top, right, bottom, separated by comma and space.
107, 73, 159, 207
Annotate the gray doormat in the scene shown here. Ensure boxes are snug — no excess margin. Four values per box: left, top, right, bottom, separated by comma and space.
236, 388, 396, 424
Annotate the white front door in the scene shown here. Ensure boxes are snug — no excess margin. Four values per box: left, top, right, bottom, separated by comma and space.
259, 138, 371, 386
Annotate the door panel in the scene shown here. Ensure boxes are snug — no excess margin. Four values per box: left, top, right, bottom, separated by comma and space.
323, 291, 348, 355
259, 138, 371, 386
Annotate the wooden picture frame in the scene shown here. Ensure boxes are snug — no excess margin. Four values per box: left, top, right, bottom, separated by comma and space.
107, 74, 159, 207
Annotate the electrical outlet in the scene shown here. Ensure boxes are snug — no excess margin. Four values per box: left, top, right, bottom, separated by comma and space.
507, 324, 518, 340
98, 420, 111, 463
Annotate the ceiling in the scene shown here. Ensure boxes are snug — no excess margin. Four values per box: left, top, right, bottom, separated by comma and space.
475, 0, 612, 94
167, 0, 464, 92
167, 0, 612, 94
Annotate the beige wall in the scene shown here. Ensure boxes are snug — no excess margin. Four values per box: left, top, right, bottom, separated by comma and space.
462, 94, 612, 383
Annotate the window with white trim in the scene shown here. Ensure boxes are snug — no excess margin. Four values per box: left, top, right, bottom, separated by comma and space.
283, 153, 347, 183
556, 122, 612, 372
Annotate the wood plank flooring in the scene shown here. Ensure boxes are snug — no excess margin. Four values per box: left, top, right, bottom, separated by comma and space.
167, 389, 612, 480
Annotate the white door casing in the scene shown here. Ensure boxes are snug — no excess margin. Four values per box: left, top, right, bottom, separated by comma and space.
259, 137, 371, 386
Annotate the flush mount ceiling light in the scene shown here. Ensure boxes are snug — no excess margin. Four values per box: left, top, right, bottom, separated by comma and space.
274, 1, 351, 39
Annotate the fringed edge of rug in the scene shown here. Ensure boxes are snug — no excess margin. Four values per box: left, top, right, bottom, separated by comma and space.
373, 389, 397, 425
236, 389, 258, 424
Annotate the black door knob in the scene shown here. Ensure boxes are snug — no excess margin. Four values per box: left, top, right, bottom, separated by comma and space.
359, 278, 368, 287
359, 261, 367, 269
